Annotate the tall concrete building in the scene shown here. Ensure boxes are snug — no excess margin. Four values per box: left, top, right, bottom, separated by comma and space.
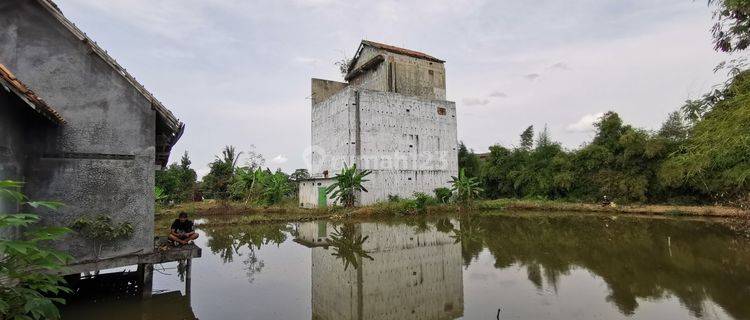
299, 40, 458, 207
295, 221, 464, 320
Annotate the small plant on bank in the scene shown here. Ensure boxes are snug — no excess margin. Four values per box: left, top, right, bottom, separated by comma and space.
387, 194, 402, 202
413, 192, 437, 211
70, 215, 133, 259
0, 180, 72, 320
434, 187, 452, 204
326, 164, 372, 207
450, 169, 484, 208
154, 186, 168, 203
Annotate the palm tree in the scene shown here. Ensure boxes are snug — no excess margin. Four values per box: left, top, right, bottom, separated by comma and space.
326, 163, 372, 207
218, 145, 243, 174
450, 168, 483, 206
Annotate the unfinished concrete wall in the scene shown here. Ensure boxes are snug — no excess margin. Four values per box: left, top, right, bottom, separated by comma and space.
355, 89, 457, 203
349, 46, 389, 92
302, 88, 458, 207
350, 46, 446, 100
302, 221, 464, 320
0, 92, 30, 188
311, 78, 348, 106
0, 92, 34, 238
357, 90, 457, 171
0, 0, 156, 262
310, 86, 356, 176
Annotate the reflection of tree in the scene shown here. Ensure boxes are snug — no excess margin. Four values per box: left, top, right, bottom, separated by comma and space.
435, 218, 454, 234
451, 215, 484, 266
243, 250, 265, 283
412, 219, 431, 234
470, 214, 750, 318
202, 223, 291, 282
328, 224, 374, 270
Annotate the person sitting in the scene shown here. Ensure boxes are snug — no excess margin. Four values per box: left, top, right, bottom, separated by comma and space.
169, 212, 199, 246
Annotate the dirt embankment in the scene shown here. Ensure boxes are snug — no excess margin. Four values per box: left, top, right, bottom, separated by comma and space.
155, 199, 750, 229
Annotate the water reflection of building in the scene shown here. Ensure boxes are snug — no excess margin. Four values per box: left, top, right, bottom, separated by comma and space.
61, 261, 197, 320
296, 221, 464, 320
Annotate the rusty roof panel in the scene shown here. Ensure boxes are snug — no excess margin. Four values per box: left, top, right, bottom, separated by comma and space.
361, 40, 445, 63
0, 63, 65, 125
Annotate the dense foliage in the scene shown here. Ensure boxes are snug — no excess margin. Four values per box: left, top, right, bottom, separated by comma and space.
0, 181, 71, 320
465, 70, 750, 206
710, 0, 750, 52
155, 151, 197, 203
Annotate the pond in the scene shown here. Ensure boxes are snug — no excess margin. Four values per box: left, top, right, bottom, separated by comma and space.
61, 212, 750, 320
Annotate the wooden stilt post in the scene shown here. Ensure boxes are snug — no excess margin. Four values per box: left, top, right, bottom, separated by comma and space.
185, 259, 192, 297
137, 263, 153, 299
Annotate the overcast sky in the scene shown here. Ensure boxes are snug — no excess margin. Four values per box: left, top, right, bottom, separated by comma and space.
54, 0, 729, 177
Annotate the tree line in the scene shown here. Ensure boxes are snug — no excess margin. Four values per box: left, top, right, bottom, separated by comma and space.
156, 146, 311, 205
459, 69, 750, 207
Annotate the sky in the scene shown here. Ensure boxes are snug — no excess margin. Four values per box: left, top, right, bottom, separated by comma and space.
53, 0, 730, 177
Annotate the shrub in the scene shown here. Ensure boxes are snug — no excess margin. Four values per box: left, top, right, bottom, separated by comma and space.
434, 187, 452, 203
0, 180, 72, 320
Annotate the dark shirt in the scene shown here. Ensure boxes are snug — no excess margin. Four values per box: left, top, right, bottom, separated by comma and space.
171, 219, 194, 234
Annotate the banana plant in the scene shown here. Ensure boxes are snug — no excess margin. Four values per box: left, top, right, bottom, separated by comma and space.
325, 164, 372, 207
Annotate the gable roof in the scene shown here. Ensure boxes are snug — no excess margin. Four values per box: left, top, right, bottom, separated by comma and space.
37, 0, 182, 134
0, 63, 65, 125
347, 40, 445, 74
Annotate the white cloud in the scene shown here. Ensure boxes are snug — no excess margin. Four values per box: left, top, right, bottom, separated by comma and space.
463, 98, 491, 106
524, 73, 541, 81
293, 56, 319, 66
270, 154, 288, 164
566, 112, 604, 132
548, 62, 570, 70
489, 91, 508, 98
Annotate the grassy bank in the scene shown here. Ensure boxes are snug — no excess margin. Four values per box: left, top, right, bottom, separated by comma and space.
156, 198, 750, 230
479, 198, 750, 218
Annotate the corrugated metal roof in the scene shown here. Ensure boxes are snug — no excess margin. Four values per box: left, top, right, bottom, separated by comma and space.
36, 0, 182, 134
346, 40, 445, 80
0, 63, 65, 125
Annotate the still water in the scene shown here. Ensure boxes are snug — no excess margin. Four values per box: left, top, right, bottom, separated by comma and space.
61, 212, 750, 320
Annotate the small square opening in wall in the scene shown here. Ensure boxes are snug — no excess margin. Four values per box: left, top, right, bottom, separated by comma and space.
437, 107, 446, 115
406, 109, 410, 113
